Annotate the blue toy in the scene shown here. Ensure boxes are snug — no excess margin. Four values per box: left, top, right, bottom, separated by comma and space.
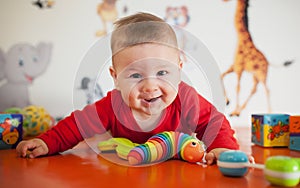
217, 150, 300, 187
0, 113, 23, 149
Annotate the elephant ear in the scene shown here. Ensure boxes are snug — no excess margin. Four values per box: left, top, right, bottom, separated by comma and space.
37, 42, 53, 73
0, 48, 5, 80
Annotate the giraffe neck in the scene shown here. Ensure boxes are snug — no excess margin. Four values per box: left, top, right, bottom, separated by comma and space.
235, 0, 252, 40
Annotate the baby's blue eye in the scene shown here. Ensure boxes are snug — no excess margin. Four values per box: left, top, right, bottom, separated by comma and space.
157, 70, 168, 76
130, 73, 142, 79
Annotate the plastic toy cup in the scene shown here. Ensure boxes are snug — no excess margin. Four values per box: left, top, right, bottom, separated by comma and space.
264, 156, 300, 187
217, 150, 300, 187
217, 150, 249, 177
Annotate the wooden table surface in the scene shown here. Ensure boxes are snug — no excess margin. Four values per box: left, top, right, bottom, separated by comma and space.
1, 127, 300, 188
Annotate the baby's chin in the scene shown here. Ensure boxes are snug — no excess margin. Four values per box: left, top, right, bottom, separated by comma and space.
131, 107, 165, 119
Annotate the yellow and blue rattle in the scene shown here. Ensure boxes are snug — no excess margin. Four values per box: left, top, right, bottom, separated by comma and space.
217, 150, 300, 187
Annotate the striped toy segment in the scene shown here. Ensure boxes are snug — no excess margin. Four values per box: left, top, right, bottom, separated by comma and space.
148, 139, 164, 161
130, 138, 166, 164
178, 134, 192, 160
164, 132, 174, 158
150, 134, 171, 160
128, 133, 166, 164
134, 147, 144, 161
151, 137, 168, 161
128, 148, 143, 164
166, 131, 176, 157
154, 132, 173, 158
174, 132, 181, 159
174, 132, 186, 159
140, 144, 151, 163
147, 142, 158, 163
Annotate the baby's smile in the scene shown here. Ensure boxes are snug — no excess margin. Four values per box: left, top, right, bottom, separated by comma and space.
143, 95, 162, 103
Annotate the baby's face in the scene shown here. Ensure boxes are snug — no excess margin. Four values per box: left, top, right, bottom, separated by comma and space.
110, 44, 182, 119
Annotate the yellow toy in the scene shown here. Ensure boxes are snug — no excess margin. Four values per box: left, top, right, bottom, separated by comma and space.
5, 105, 54, 136
98, 137, 138, 160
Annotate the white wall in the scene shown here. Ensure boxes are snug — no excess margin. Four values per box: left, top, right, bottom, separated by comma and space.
1, 0, 300, 127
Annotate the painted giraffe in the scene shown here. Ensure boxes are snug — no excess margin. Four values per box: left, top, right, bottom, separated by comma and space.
221, 0, 292, 117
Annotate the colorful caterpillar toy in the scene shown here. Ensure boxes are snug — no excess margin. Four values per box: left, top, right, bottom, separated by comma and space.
127, 131, 206, 165
98, 131, 206, 165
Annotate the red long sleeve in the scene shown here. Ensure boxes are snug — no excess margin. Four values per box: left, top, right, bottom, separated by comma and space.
37, 82, 239, 155
37, 113, 84, 155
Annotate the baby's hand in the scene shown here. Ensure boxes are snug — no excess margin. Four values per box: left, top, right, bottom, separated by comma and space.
205, 148, 229, 165
205, 148, 255, 165
16, 138, 49, 158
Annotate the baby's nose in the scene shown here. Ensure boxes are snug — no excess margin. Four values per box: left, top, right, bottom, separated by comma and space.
141, 78, 158, 93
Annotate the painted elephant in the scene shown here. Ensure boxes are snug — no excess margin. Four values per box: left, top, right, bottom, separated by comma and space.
0, 42, 52, 111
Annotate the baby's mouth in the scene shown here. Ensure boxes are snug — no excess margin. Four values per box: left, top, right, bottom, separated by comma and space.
143, 96, 161, 103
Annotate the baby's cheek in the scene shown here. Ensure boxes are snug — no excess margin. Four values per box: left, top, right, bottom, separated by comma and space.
166, 84, 178, 96
128, 95, 136, 105
128, 90, 140, 105
119, 91, 130, 106
163, 90, 178, 105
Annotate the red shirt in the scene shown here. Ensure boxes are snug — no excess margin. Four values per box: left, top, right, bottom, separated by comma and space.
38, 82, 239, 155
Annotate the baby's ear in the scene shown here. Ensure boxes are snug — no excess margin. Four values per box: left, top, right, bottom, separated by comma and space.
109, 66, 119, 89
179, 60, 183, 69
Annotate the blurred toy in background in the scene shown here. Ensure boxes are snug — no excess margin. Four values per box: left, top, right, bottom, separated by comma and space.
96, 0, 128, 37
289, 115, 300, 151
164, 6, 190, 63
217, 150, 300, 187
22, 105, 54, 136
0, 114, 23, 149
32, 0, 55, 9
79, 77, 104, 104
0, 42, 52, 111
252, 117, 261, 143
251, 114, 290, 147
98, 131, 206, 166
165, 6, 190, 28
4, 105, 54, 136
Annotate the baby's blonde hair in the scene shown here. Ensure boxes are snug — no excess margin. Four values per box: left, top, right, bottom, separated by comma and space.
111, 12, 178, 55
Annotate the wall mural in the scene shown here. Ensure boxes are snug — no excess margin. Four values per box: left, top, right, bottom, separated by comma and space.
96, 0, 127, 37
78, 77, 104, 105
164, 6, 190, 63
221, 0, 293, 117
0, 42, 52, 111
32, 0, 55, 9
1, 0, 295, 122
